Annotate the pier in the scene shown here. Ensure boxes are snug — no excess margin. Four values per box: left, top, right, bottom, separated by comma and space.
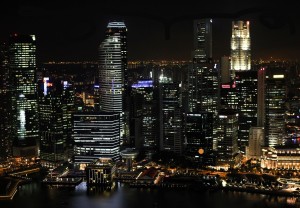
42, 177, 83, 186
0, 177, 21, 201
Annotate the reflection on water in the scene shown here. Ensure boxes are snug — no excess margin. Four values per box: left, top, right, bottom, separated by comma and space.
1, 182, 300, 208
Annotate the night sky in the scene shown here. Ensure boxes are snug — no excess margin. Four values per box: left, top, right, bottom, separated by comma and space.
1, 1, 300, 62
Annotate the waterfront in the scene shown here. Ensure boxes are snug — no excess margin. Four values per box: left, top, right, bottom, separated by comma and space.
1, 181, 300, 208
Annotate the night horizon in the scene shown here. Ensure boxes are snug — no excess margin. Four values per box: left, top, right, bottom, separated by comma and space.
1, 1, 300, 62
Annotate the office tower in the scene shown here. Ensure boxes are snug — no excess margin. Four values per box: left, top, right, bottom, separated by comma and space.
128, 91, 143, 149
98, 21, 127, 143
220, 56, 237, 111
193, 19, 212, 62
184, 112, 214, 165
131, 80, 158, 153
231, 21, 251, 71
98, 21, 127, 112
216, 109, 239, 166
257, 67, 266, 127
188, 62, 219, 113
246, 127, 264, 160
0, 42, 12, 159
73, 112, 120, 169
265, 68, 287, 147
61, 80, 75, 160
220, 56, 231, 84
189, 19, 218, 113
38, 77, 74, 168
235, 71, 257, 152
159, 82, 182, 154
9, 34, 39, 157
188, 19, 218, 153
220, 81, 238, 110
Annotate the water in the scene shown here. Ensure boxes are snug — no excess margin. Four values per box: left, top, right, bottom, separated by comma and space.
1, 182, 299, 208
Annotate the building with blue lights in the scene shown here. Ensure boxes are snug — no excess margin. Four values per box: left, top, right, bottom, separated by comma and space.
130, 79, 158, 154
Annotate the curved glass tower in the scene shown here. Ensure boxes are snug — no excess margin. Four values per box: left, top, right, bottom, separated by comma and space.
98, 21, 127, 113
231, 21, 251, 71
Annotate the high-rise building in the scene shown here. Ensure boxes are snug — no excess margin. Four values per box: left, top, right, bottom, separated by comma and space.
265, 68, 287, 147
98, 21, 127, 113
231, 21, 251, 71
188, 19, 219, 152
220, 80, 238, 110
9, 34, 39, 157
246, 127, 264, 160
98, 21, 127, 144
189, 19, 218, 112
131, 80, 158, 153
73, 112, 120, 169
235, 71, 257, 152
38, 77, 74, 168
193, 19, 212, 62
183, 112, 214, 165
216, 109, 239, 166
159, 82, 182, 154
257, 67, 266, 127
220, 56, 231, 84
0, 42, 12, 159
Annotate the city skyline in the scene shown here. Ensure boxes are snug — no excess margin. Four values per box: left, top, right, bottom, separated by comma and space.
3, 3, 300, 205
1, 1, 300, 62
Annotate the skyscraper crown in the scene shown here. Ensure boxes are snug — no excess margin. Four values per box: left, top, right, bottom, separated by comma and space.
107, 21, 126, 28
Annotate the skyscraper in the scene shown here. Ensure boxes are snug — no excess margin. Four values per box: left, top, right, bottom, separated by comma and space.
188, 19, 218, 152
265, 68, 287, 147
231, 21, 251, 71
98, 21, 127, 113
235, 71, 257, 152
193, 19, 212, 62
9, 34, 39, 157
131, 80, 158, 153
38, 77, 74, 168
159, 82, 182, 154
216, 109, 239, 166
98, 21, 127, 143
189, 19, 218, 113
257, 67, 266, 127
0, 42, 11, 159
184, 112, 214, 165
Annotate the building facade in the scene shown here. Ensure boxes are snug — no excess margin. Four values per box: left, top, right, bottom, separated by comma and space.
265, 68, 287, 147
216, 109, 239, 166
98, 21, 127, 144
230, 21, 251, 71
73, 112, 120, 169
131, 80, 158, 153
184, 112, 214, 165
235, 71, 257, 152
9, 34, 39, 157
159, 82, 182, 154
0, 42, 11, 159
38, 77, 74, 168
